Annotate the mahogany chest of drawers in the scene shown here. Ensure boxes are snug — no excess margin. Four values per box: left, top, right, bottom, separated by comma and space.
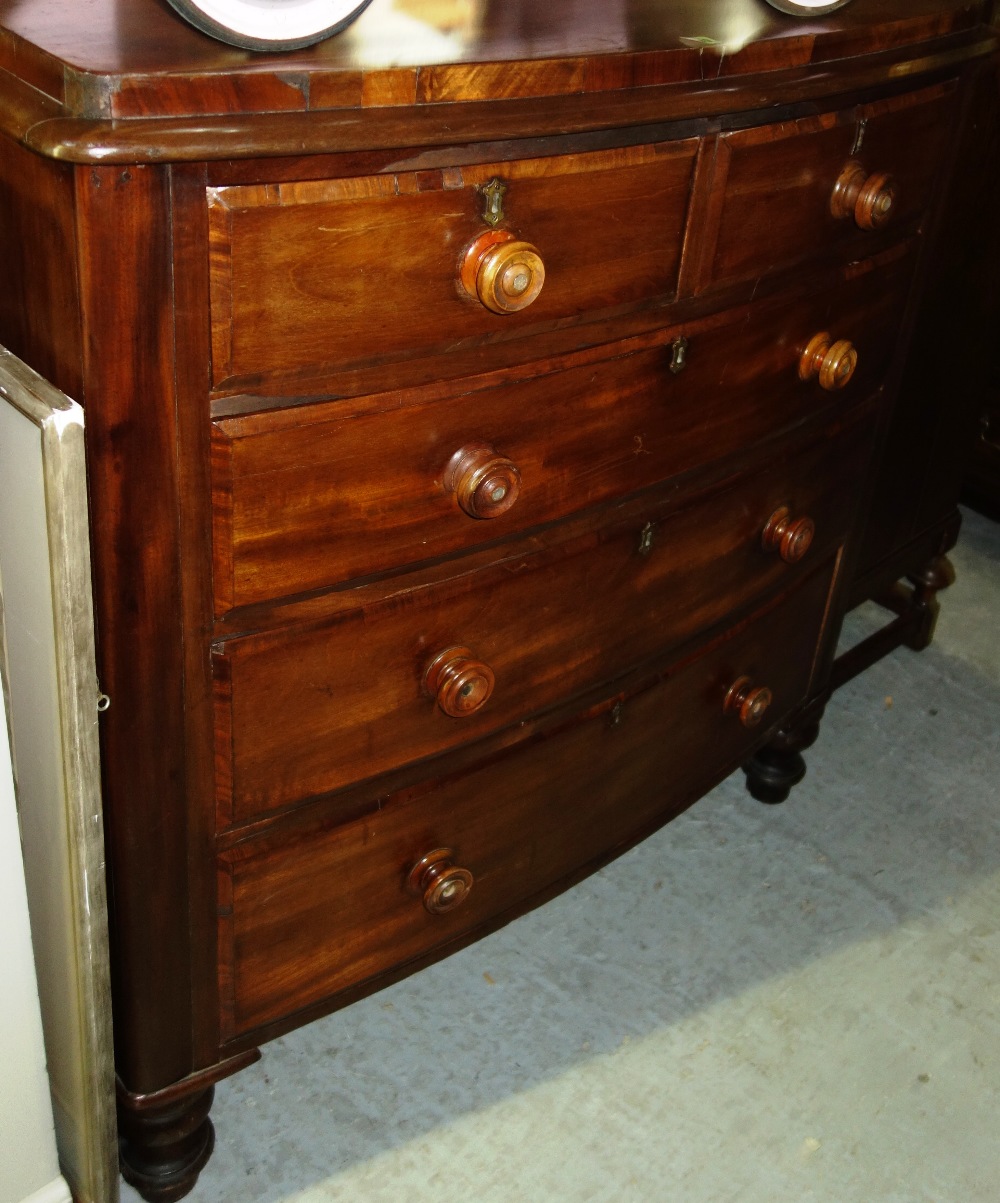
0, 2, 996, 1198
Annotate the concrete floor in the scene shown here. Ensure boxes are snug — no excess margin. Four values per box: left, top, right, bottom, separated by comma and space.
122, 507, 1000, 1203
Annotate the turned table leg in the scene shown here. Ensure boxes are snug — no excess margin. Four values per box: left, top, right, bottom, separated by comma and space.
898, 554, 956, 651
742, 550, 958, 806
118, 1086, 215, 1202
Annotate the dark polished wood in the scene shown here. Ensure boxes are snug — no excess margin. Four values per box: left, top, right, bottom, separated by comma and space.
210, 257, 908, 610
205, 140, 697, 393
961, 54, 1000, 517
694, 81, 959, 291
218, 564, 835, 1039
117, 1086, 216, 1203
967, 388, 1000, 516
0, 0, 987, 119
1, 3, 996, 1199
212, 419, 866, 826
743, 694, 828, 805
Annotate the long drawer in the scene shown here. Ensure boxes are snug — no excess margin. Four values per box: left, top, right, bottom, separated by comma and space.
211, 254, 911, 613
207, 139, 699, 394
212, 417, 866, 827
217, 557, 836, 1039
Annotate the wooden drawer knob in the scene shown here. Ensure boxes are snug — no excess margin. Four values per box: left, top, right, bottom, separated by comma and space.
407, 848, 474, 915
831, 160, 897, 231
444, 443, 521, 519
724, 676, 773, 729
424, 646, 495, 718
762, 507, 815, 563
799, 332, 858, 391
461, 230, 545, 314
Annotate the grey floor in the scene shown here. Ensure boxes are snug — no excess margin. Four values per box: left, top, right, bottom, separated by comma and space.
123, 507, 1000, 1203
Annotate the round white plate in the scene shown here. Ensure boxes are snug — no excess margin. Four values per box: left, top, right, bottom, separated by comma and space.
764, 0, 853, 14
165, 0, 375, 51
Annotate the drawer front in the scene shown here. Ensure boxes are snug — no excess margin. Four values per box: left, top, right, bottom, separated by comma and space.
212, 254, 911, 613
213, 419, 866, 826
218, 560, 835, 1038
699, 82, 958, 290
208, 140, 698, 394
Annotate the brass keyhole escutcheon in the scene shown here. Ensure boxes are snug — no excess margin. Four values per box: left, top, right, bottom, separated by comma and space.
480, 177, 507, 228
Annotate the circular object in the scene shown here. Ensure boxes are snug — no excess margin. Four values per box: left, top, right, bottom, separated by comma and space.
407, 848, 474, 916
461, 231, 545, 315
163, 0, 374, 52
724, 677, 774, 730
831, 160, 897, 230
854, 171, 897, 231
424, 647, 495, 718
763, 0, 854, 15
799, 332, 858, 391
762, 507, 816, 563
444, 444, 521, 519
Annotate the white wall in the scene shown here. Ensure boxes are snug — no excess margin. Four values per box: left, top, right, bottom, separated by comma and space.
0, 680, 71, 1203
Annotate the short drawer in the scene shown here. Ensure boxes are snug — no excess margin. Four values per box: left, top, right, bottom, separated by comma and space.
207, 139, 698, 394
217, 558, 836, 1038
211, 252, 912, 613
697, 82, 958, 290
212, 418, 866, 826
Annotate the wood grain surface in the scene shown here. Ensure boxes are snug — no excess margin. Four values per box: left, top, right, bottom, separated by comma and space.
0, 3, 994, 1197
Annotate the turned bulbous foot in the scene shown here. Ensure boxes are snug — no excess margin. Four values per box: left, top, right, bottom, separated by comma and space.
742, 708, 825, 805
118, 1086, 215, 1202
743, 744, 808, 804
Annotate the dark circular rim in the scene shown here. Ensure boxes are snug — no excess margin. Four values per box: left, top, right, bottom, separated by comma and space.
163, 0, 376, 52
763, 0, 854, 15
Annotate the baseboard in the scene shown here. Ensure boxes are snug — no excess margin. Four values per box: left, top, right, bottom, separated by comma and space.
19, 1177, 73, 1203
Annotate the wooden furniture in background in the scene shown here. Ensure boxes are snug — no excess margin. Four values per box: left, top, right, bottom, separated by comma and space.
962, 53, 1000, 518
0, 2, 996, 1198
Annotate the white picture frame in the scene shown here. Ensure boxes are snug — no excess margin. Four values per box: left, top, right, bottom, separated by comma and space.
0, 346, 118, 1203
165, 0, 375, 50
764, 0, 854, 14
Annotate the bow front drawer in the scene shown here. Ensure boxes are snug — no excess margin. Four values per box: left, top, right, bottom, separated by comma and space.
212, 417, 866, 828
217, 557, 836, 1038
207, 139, 699, 396
211, 252, 912, 613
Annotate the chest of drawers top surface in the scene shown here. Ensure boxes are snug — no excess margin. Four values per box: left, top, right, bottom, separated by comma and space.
0, 0, 994, 161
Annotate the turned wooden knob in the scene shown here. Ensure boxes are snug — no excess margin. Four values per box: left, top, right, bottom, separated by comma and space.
424, 646, 495, 717
444, 443, 521, 519
798, 332, 858, 391
831, 160, 897, 231
461, 230, 545, 314
724, 676, 773, 730
407, 848, 474, 915
762, 506, 815, 563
